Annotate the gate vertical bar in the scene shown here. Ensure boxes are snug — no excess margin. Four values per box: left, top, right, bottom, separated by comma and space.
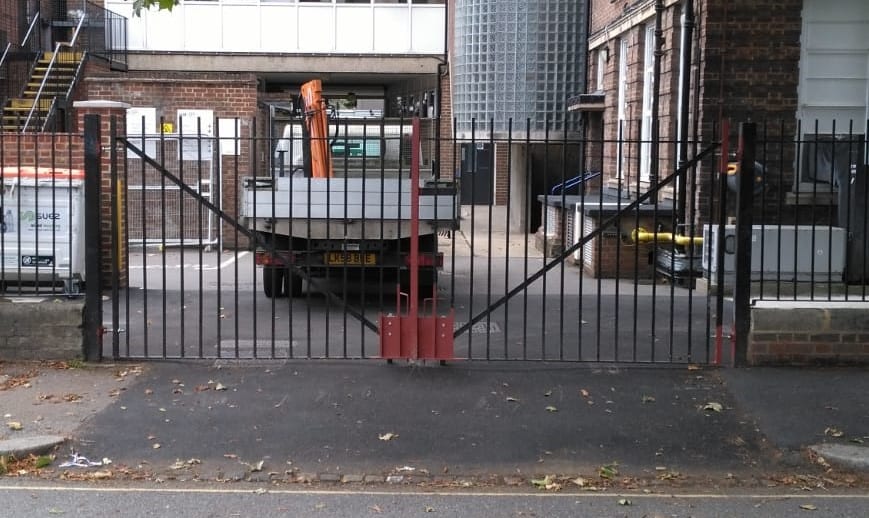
714, 120, 729, 364
83, 114, 103, 361
733, 122, 756, 366
110, 116, 120, 359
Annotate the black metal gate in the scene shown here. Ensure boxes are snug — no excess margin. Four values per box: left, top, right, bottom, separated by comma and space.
103, 115, 727, 364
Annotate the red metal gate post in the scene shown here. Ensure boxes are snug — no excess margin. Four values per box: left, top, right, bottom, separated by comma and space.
380, 117, 454, 361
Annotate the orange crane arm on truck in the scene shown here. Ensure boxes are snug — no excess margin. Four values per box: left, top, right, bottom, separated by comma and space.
300, 79, 334, 178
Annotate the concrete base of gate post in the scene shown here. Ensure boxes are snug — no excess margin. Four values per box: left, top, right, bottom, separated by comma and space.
0, 298, 84, 360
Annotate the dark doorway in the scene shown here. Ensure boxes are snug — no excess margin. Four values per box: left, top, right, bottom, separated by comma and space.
459, 143, 493, 205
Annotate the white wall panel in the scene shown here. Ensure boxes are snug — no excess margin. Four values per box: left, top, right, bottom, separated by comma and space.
105, 2, 443, 55
183, 5, 221, 51
335, 7, 373, 53
374, 7, 409, 53
261, 6, 298, 52
411, 7, 444, 54
222, 6, 261, 51
298, 6, 334, 52
143, 6, 185, 51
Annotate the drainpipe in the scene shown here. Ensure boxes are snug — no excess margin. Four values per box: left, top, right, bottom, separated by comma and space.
434, 0, 450, 179
677, 0, 695, 225
649, 0, 664, 195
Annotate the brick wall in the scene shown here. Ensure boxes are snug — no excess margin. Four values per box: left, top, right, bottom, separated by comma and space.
83, 71, 260, 249
580, 214, 656, 279
439, 70, 456, 181
493, 142, 508, 206
588, 0, 803, 227
750, 302, 869, 365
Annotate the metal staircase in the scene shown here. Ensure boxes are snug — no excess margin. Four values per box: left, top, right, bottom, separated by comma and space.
2, 48, 85, 132
0, 2, 128, 133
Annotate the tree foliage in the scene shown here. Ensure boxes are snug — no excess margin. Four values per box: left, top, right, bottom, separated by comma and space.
131, 0, 179, 16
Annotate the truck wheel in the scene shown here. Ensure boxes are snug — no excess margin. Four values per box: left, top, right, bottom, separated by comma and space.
285, 270, 303, 297
263, 267, 285, 298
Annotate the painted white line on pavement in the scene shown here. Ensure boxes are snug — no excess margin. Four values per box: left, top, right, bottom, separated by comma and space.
0, 485, 868, 499
126, 251, 248, 271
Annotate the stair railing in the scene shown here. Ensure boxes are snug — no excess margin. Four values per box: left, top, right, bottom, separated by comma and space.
22, 12, 87, 133
0, 42, 11, 70
21, 10, 42, 49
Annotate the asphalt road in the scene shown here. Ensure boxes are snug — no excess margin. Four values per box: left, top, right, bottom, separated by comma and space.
1, 482, 866, 517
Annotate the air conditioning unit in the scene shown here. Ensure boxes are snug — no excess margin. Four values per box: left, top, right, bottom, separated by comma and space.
702, 225, 846, 283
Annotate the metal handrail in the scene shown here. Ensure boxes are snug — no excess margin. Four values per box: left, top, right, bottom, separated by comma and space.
21, 11, 41, 46
0, 42, 10, 71
22, 13, 87, 132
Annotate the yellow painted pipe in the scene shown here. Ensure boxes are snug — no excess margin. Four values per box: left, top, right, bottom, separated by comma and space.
632, 228, 703, 247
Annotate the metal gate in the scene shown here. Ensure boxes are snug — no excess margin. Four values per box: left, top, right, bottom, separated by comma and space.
103, 115, 728, 364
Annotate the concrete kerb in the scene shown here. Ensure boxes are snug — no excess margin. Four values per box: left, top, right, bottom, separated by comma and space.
808, 443, 869, 473
0, 435, 66, 459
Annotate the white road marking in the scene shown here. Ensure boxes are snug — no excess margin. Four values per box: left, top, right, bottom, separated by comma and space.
0, 485, 867, 499
128, 251, 248, 271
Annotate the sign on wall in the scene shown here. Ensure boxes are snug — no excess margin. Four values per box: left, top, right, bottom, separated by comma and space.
126, 107, 158, 157
177, 109, 214, 161
218, 118, 240, 157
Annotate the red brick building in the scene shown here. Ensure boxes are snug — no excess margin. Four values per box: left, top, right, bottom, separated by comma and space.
577, 0, 868, 219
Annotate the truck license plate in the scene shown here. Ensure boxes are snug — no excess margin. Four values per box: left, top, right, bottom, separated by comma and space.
325, 252, 376, 265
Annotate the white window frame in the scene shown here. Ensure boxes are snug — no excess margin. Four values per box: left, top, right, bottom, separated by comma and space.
640, 24, 655, 182
616, 38, 628, 178
596, 47, 606, 92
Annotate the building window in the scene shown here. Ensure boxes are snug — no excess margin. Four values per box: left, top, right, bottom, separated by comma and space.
797, 0, 869, 187
800, 134, 865, 188
596, 47, 606, 92
640, 24, 655, 182
616, 38, 628, 178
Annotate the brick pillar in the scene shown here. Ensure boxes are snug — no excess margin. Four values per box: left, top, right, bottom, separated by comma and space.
73, 100, 130, 288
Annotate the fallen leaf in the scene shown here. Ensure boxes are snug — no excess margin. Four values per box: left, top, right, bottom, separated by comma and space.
506, 396, 519, 402
544, 390, 552, 397
580, 389, 590, 398
703, 402, 724, 413
617, 499, 632, 506
194, 384, 210, 392
63, 393, 82, 402
379, 432, 398, 441
6, 421, 23, 431
545, 405, 558, 413
424, 506, 435, 512
571, 477, 587, 487
48, 509, 64, 515
250, 460, 265, 472
687, 364, 701, 371
368, 505, 383, 514
89, 470, 113, 480
642, 395, 656, 403
215, 383, 227, 391
800, 503, 818, 511
253, 488, 268, 495
599, 463, 619, 479
314, 503, 326, 510
530, 474, 562, 491
824, 427, 844, 438
144, 389, 154, 396
152, 443, 161, 449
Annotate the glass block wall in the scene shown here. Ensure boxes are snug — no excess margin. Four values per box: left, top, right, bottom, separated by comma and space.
453, 0, 587, 136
